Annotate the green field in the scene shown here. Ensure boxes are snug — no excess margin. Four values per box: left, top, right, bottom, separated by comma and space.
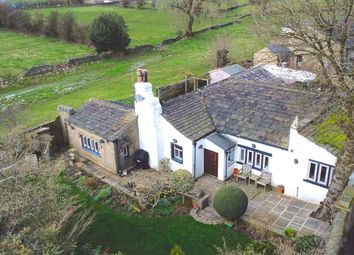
0, 16, 264, 127
28, 4, 248, 46
0, 31, 94, 77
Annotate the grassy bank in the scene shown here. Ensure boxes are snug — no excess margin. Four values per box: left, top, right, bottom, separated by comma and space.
2, 17, 263, 127
0, 30, 94, 77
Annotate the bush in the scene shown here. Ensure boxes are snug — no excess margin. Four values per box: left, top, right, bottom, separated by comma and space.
246, 240, 275, 255
6, 10, 32, 31
170, 244, 185, 255
136, 0, 146, 8
284, 227, 297, 240
208, 36, 230, 68
46, 11, 60, 37
159, 158, 171, 173
121, 0, 132, 8
294, 234, 322, 253
31, 12, 45, 33
213, 185, 248, 220
59, 12, 78, 42
90, 13, 131, 53
170, 169, 194, 203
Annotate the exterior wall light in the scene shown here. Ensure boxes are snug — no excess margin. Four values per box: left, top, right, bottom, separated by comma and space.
294, 159, 299, 164
173, 139, 177, 143
252, 144, 256, 148
99, 139, 105, 144
198, 145, 203, 149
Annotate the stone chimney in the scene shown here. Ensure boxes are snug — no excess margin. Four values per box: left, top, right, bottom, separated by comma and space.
57, 105, 74, 146
134, 69, 162, 168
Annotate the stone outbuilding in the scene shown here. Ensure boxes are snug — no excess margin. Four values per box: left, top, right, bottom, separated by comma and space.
58, 99, 139, 175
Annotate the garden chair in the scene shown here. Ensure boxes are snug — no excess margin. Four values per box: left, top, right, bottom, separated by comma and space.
256, 171, 272, 191
236, 164, 252, 183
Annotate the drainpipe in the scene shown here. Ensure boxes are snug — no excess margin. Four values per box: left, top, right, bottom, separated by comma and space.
224, 151, 228, 180
114, 140, 122, 175
193, 142, 197, 180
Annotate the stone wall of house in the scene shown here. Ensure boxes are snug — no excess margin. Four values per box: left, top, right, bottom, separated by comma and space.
67, 124, 118, 174
115, 118, 140, 172
253, 47, 278, 66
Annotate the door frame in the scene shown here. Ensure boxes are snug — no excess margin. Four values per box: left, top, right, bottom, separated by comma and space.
203, 148, 219, 177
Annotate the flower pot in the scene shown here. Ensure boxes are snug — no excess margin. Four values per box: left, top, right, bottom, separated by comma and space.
275, 185, 285, 194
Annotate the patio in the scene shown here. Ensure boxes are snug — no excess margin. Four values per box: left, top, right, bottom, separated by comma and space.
190, 175, 330, 238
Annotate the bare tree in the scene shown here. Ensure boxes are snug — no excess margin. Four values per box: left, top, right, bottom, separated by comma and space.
208, 35, 231, 68
255, 0, 353, 221
157, 0, 237, 37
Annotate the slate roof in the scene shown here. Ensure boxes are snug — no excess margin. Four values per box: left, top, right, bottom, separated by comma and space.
162, 92, 215, 141
69, 100, 136, 141
267, 43, 292, 55
220, 64, 246, 75
162, 67, 331, 149
207, 133, 236, 150
231, 66, 284, 85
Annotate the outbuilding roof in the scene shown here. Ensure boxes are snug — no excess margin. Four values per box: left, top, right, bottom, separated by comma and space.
69, 99, 136, 141
219, 64, 246, 75
267, 43, 292, 55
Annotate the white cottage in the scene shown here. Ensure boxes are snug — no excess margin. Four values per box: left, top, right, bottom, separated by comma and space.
134, 67, 337, 204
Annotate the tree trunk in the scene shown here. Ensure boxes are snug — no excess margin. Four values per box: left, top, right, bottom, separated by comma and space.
186, 15, 194, 37
314, 100, 354, 221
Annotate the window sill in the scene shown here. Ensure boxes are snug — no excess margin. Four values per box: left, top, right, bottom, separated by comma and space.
303, 179, 329, 189
172, 157, 183, 164
83, 147, 101, 157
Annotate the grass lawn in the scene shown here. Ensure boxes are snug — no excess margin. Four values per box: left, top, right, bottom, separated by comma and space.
27, 4, 249, 46
0, 30, 94, 77
78, 207, 251, 255
0, 17, 264, 127
65, 177, 251, 255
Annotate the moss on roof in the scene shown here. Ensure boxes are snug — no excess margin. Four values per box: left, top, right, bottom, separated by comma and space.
314, 113, 347, 152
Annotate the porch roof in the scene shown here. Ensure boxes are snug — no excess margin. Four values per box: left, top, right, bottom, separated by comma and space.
207, 133, 236, 150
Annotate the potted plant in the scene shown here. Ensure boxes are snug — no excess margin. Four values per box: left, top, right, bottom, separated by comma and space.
275, 185, 285, 194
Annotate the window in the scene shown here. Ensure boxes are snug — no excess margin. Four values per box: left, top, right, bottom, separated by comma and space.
318, 164, 330, 185
305, 160, 333, 187
307, 161, 317, 181
80, 135, 100, 156
236, 145, 272, 171
171, 143, 183, 163
238, 147, 246, 163
296, 55, 303, 65
255, 152, 262, 169
263, 155, 270, 170
123, 144, 129, 159
227, 147, 235, 166
247, 150, 253, 165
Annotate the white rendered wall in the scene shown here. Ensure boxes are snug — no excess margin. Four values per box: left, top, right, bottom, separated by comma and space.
287, 128, 337, 203
159, 117, 194, 175
134, 81, 162, 169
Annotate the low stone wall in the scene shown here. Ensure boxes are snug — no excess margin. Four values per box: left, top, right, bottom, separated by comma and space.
23, 44, 153, 78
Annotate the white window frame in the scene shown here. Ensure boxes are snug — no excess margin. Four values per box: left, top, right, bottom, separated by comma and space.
171, 143, 183, 163
307, 161, 318, 182
254, 152, 262, 169
263, 155, 270, 170
227, 147, 235, 166
317, 164, 329, 186
247, 150, 253, 165
238, 147, 246, 163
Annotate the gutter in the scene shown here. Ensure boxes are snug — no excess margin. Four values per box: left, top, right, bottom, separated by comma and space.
114, 140, 122, 175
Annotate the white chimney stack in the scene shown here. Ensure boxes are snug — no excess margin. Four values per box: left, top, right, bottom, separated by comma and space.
134, 69, 162, 168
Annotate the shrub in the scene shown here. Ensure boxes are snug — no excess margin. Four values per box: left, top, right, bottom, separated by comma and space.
59, 12, 78, 42
208, 36, 230, 68
121, 0, 132, 8
94, 186, 113, 201
246, 240, 275, 255
90, 13, 131, 53
136, 0, 146, 8
6, 10, 32, 31
170, 244, 185, 255
284, 227, 297, 240
294, 234, 322, 253
213, 185, 248, 220
170, 169, 194, 203
31, 11, 45, 33
46, 11, 60, 37
159, 158, 171, 173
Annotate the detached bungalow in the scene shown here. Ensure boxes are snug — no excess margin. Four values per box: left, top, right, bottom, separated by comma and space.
134, 67, 337, 203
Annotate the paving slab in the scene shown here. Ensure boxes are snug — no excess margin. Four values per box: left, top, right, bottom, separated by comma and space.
297, 208, 312, 218
287, 205, 300, 214
272, 204, 286, 214
274, 217, 290, 228
304, 217, 322, 230
281, 211, 296, 220
291, 216, 307, 226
